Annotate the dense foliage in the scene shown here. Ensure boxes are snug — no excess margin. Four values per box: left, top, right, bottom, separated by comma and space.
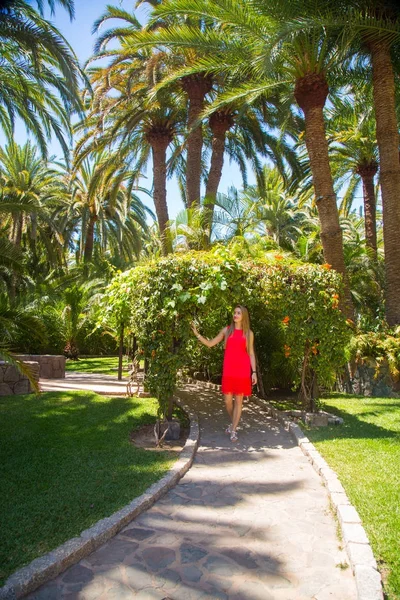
100, 249, 350, 414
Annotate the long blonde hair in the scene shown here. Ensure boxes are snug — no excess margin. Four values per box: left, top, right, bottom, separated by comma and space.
225, 305, 251, 353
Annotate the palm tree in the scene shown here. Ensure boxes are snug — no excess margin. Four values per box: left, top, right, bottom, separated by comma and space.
79, 37, 185, 255
145, 1, 354, 317
327, 94, 379, 255
242, 167, 308, 252
0, 0, 82, 159
66, 156, 152, 264
283, 0, 400, 324
130, 2, 214, 207
0, 141, 69, 284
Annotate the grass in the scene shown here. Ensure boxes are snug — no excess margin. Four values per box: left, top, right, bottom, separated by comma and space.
66, 356, 129, 377
0, 391, 176, 586
305, 394, 400, 600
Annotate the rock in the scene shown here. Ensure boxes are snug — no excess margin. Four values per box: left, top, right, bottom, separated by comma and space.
3, 366, 20, 383
14, 380, 31, 395
0, 382, 13, 396
164, 420, 180, 441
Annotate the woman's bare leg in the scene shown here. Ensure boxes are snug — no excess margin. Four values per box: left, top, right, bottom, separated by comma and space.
232, 394, 243, 431
224, 393, 234, 420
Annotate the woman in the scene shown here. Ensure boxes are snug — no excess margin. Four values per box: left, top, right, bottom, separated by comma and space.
191, 305, 257, 442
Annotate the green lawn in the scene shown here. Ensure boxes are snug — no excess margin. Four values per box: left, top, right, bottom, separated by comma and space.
306, 394, 400, 600
66, 356, 129, 376
0, 391, 175, 586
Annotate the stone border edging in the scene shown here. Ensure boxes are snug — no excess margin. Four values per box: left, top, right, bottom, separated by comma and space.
0, 396, 199, 600
183, 377, 384, 600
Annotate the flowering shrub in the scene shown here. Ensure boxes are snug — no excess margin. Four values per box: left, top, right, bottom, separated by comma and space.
348, 328, 400, 383
101, 248, 350, 414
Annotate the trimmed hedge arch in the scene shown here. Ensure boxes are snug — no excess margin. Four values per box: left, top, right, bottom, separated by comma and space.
99, 248, 350, 415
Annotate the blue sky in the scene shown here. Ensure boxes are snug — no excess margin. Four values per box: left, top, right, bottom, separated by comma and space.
11, 0, 256, 221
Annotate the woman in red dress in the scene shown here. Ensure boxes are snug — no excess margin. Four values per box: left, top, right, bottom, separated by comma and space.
191, 305, 257, 442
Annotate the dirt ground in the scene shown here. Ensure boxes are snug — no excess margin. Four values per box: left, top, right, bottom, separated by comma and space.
130, 423, 189, 452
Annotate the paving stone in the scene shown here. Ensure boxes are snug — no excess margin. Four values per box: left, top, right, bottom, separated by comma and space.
346, 541, 377, 570
231, 579, 275, 600
86, 539, 139, 566
181, 565, 203, 583
220, 547, 259, 569
155, 567, 182, 589
203, 555, 236, 577
122, 527, 156, 541
62, 565, 93, 584
28, 583, 59, 599
180, 543, 208, 564
105, 583, 136, 599
125, 564, 154, 588
141, 547, 176, 570
354, 564, 384, 600
134, 588, 164, 599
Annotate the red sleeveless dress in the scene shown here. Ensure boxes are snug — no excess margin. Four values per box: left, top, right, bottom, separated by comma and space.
221, 328, 252, 395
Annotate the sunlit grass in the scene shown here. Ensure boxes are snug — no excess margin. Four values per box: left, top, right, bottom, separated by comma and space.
0, 391, 175, 585
66, 356, 129, 376
306, 394, 400, 600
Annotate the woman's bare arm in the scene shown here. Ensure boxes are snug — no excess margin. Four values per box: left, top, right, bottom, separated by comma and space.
249, 331, 257, 383
191, 323, 226, 348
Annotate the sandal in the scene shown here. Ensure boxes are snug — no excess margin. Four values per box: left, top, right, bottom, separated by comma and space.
230, 431, 238, 442
225, 424, 232, 434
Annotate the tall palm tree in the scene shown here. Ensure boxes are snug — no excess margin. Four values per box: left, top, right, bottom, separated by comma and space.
79, 38, 185, 255
146, 0, 354, 317
286, 0, 400, 324
0, 0, 82, 159
327, 94, 379, 255
131, 1, 214, 207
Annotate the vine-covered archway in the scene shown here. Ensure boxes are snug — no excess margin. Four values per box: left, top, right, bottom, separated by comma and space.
99, 248, 350, 415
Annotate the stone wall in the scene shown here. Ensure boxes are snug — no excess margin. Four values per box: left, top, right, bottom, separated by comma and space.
0, 361, 40, 396
15, 355, 66, 379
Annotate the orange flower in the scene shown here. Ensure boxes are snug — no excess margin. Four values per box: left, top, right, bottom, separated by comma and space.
311, 345, 318, 355
332, 293, 339, 300
282, 315, 290, 324
274, 254, 284, 260
322, 263, 332, 269
284, 344, 291, 357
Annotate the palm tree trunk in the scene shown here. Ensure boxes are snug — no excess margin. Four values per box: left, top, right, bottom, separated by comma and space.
83, 213, 96, 263
369, 40, 400, 325
204, 111, 234, 239
295, 73, 354, 319
151, 139, 172, 255
357, 164, 378, 255
181, 74, 213, 208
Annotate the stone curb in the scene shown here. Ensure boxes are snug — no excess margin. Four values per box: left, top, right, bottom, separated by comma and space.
0, 396, 199, 600
183, 378, 384, 600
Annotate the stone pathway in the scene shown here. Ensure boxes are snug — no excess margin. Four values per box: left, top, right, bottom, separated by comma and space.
26, 383, 357, 599
40, 372, 128, 396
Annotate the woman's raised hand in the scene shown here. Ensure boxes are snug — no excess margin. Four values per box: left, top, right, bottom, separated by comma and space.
190, 321, 199, 338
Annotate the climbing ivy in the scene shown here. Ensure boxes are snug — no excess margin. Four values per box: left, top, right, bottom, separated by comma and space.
101, 248, 350, 414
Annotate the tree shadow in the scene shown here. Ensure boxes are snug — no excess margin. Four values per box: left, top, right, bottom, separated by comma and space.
312, 395, 400, 442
